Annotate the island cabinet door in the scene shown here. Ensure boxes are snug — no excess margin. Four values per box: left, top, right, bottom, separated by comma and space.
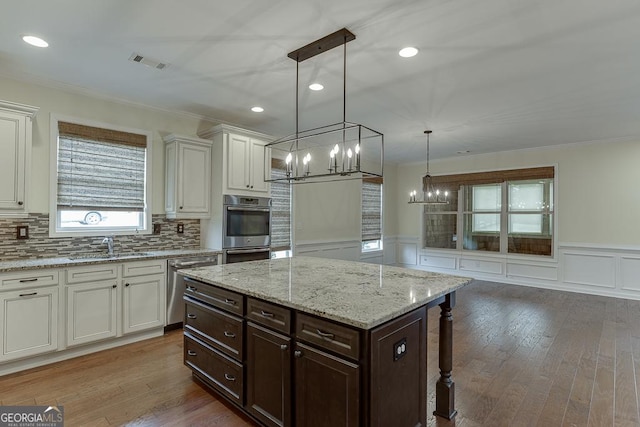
294, 342, 360, 427
245, 322, 292, 427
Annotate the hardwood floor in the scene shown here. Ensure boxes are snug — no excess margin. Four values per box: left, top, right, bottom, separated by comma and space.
1, 280, 638, 426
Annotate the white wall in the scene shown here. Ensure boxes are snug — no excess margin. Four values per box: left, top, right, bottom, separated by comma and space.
395, 138, 640, 245
391, 137, 640, 300
0, 75, 213, 214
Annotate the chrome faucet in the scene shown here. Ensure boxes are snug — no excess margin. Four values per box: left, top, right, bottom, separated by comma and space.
102, 235, 115, 257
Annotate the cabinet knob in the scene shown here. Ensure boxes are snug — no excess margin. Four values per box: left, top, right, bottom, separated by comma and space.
17, 201, 23, 206
280, 344, 288, 351
125, 283, 130, 287
179, 206, 183, 209
294, 350, 303, 358
112, 284, 117, 289
250, 185, 254, 189
246, 185, 250, 188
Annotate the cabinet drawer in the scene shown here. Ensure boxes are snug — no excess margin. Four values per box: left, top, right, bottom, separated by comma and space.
184, 296, 243, 360
184, 278, 244, 316
296, 313, 361, 361
122, 260, 166, 277
184, 333, 244, 405
246, 298, 291, 334
66, 264, 119, 284
0, 269, 59, 291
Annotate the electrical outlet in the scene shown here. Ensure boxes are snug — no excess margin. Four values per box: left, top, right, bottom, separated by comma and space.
177, 223, 184, 234
153, 223, 161, 234
16, 225, 29, 240
393, 338, 407, 361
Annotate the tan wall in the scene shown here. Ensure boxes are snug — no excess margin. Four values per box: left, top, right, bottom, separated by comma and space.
0, 75, 213, 214
393, 138, 640, 245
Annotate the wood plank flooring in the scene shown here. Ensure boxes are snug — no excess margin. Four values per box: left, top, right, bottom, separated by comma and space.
1, 280, 639, 426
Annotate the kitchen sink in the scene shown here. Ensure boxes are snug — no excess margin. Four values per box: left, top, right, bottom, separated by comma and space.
68, 252, 154, 260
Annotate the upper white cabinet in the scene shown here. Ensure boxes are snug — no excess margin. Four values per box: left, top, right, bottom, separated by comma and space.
201, 124, 271, 197
0, 100, 39, 216
164, 134, 213, 218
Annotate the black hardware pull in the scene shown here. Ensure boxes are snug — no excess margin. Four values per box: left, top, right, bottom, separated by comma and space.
19, 292, 38, 297
19, 278, 38, 283
125, 283, 130, 287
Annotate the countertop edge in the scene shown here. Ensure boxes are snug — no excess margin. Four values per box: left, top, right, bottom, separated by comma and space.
0, 249, 223, 273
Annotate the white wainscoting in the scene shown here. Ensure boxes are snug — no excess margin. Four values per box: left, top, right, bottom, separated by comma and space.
392, 237, 640, 300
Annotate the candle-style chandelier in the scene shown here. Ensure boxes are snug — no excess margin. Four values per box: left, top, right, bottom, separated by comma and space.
265, 28, 383, 183
408, 130, 449, 204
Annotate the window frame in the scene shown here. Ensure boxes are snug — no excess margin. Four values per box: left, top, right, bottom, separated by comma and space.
361, 178, 383, 253
423, 166, 556, 258
49, 114, 153, 237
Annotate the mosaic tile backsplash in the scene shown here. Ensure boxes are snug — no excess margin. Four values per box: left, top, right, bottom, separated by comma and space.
0, 214, 201, 261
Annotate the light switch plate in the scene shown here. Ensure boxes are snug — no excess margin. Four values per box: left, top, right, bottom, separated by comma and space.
16, 225, 29, 240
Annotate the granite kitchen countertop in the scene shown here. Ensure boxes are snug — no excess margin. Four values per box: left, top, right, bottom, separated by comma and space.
179, 256, 472, 330
0, 248, 222, 273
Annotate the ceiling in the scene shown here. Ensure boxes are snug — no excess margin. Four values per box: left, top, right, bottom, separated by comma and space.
2, 0, 640, 163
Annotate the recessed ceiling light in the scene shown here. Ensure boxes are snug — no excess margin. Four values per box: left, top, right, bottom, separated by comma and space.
22, 35, 48, 48
309, 83, 324, 91
398, 47, 418, 58
251, 106, 264, 113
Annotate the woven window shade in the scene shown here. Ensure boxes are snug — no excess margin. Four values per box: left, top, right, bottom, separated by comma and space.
57, 122, 147, 211
362, 180, 382, 241
424, 166, 554, 193
270, 159, 291, 251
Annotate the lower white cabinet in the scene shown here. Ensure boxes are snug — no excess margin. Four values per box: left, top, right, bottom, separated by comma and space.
66, 279, 118, 347
65, 259, 166, 347
123, 273, 165, 334
0, 287, 58, 362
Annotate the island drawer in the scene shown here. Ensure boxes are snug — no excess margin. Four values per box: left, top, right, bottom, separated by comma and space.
184, 333, 244, 405
246, 298, 291, 334
184, 296, 243, 361
184, 278, 244, 316
295, 313, 361, 361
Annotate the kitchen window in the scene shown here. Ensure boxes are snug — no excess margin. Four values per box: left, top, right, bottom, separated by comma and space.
270, 158, 292, 257
49, 116, 152, 236
362, 178, 383, 252
424, 167, 554, 256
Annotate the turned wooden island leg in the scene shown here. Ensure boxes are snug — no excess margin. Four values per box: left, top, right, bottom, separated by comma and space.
434, 291, 457, 420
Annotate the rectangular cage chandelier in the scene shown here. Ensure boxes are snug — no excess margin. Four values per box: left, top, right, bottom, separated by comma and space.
265, 28, 384, 184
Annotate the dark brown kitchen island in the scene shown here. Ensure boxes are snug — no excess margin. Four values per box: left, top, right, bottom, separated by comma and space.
179, 256, 472, 426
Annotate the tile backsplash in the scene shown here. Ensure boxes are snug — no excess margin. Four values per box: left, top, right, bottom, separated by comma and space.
0, 214, 201, 261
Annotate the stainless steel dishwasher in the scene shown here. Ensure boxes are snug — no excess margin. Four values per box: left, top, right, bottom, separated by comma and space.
166, 255, 218, 330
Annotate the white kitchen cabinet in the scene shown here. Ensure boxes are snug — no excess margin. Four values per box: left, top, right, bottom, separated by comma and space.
66, 279, 118, 347
164, 134, 213, 219
0, 100, 38, 216
201, 124, 271, 197
0, 287, 58, 362
122, 260, 166, 334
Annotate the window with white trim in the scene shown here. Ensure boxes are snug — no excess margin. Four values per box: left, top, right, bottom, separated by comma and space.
362, 178, 383, 252
50, 117, 152, 236
424, 167, 554, 256
270, 159, 292, 258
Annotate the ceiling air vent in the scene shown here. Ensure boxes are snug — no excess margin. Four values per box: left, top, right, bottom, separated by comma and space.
128, 52, 167, 70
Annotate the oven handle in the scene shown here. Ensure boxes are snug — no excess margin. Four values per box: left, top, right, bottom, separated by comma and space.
226, 248, 270, 255
226, 207, 270, 213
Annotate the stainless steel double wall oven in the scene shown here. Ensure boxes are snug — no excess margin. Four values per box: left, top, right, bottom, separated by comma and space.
222, 194, 271, 263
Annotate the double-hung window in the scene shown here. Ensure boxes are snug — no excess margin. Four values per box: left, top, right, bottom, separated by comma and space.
424, 167, 554, 256
270, 159, 292, 258
50, 117, 152, 236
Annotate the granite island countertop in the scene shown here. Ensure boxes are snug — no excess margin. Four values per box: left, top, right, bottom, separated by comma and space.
0, 248, 222, 273
179, 256, 472, 330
